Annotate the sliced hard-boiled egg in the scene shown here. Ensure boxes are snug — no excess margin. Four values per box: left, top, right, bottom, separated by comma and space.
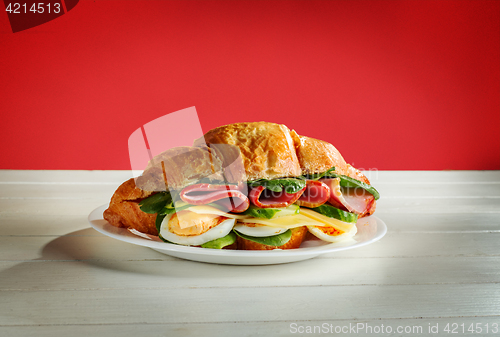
307, 223, 357, 243
233, 223, 288, 237
160, 210, 235, 246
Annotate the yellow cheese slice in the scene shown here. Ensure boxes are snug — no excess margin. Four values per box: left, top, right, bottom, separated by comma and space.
299, 208, 354, 233
185, 205, 250, 220
238, 213, 323, 228
182, 205, 354, 232
239, 213, 356, 231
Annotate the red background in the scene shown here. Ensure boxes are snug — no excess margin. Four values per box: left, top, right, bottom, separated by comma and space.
1, 0, 499, 170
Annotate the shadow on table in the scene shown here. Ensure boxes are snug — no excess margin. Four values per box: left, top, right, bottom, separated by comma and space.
1, 228, 370, 290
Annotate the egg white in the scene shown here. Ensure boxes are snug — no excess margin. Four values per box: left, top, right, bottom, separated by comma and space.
307, 224, 357, 243
160, 213, 236, 246
233, 223, 288, 237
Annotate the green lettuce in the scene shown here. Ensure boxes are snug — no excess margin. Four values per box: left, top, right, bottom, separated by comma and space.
233, 229, 292, 247
201, 232, 237, 249
248, 178, 305, 194
309, 204, 358, 223
139, 192, 172, 214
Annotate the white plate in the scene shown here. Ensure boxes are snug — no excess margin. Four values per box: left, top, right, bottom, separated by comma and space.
88, 204, 387, 265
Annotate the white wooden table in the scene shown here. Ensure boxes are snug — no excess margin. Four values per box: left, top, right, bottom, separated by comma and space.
1, 170, 499, 336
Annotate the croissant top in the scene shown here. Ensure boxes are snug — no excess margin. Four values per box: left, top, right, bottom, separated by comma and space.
137, 121, 370, 191
194, 121, 368, 183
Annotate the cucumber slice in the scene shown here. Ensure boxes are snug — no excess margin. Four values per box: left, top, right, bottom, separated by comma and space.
242, 204, 299, 219
234, 229, 292, 247
201, 232, 237, 249
174, 200, 190, 208
310, 204, 358, 223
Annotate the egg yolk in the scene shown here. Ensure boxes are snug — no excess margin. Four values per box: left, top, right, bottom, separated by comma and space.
168, 211, 228, 236
316, 226, 344, 236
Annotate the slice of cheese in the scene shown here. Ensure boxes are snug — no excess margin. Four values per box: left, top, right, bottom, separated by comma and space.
183, 205, 354, 232
299, 208, 355, 233
239, 213, 355, 232
238, 213, 320, 228
185, 205, 250, 220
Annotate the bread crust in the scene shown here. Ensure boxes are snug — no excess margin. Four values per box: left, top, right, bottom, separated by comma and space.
103, 178, 158, 235
291, 132, 349, 176
136, 146, 245, 191
194, 122, 302, 181
236, 226, 308, 250
291, 131, 372, 186
195, 122, 372, 184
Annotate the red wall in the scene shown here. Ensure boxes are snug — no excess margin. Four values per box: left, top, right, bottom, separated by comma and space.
1, 0, 499, 170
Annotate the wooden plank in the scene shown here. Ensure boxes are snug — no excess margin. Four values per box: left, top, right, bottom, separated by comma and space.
0, 232, 175, 262
0, 199, 108, 216
329, 231, 500, 258
2, 316, 500, 337
0, 214, 99, 236
376, 212, 500, 232
0, 170, 132, 184
1, 284, 499, 325
0, 184, 120, 200
1, 256, 499, 291
1, 232, 500, 262
376, 183, 500, 197
374, 197, 500, 214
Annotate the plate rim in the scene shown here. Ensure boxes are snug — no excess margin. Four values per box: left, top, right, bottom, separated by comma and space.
88, 204, 387, 258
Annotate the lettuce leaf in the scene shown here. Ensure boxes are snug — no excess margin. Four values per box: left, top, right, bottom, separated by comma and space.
139, 192, 172, 214
234, 229, 292, 247
155, 213, 166, 233
159, 202, 191, 215
248, 178, 305, 194
309, 204, 358, 223
201, 232, 237, 249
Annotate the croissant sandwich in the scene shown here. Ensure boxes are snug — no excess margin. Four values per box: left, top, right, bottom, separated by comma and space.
103, 122, 379, 250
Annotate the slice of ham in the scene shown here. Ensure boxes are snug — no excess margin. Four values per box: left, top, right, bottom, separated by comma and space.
180, 183, 250, 213
320, 178, 375, 216
295, 180, 330, 208
248, 185, 306, 208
